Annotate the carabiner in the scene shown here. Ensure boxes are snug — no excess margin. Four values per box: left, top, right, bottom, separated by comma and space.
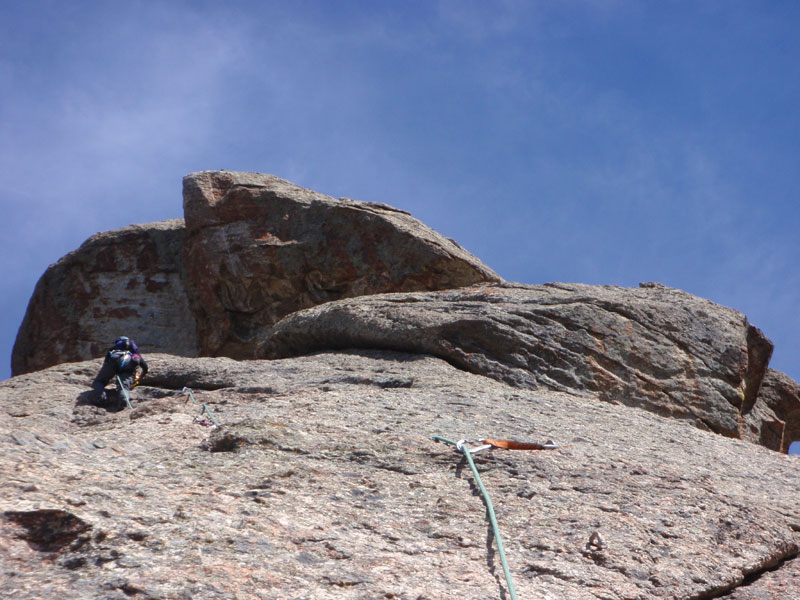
456, 439, 492, 454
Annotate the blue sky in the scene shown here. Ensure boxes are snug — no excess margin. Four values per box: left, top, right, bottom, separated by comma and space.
2, 1, 799, 398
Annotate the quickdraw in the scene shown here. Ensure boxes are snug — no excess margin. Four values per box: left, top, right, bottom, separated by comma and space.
482, 437, 558, 451
182, 387, 220, 427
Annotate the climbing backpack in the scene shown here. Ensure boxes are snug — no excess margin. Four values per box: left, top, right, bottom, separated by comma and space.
108, 349, 133, 371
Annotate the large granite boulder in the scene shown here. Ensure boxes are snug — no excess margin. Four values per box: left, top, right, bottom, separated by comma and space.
11, 220, 198, 375
261, 281, 797, 449
11, 172, 501, 374
1, 352, 798, 598
181, 171, 502, 357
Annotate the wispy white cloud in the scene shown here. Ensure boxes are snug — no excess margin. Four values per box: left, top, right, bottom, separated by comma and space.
1, 4, 245, 247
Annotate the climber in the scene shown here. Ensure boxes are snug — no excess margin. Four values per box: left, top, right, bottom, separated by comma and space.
91, 336, 148, 409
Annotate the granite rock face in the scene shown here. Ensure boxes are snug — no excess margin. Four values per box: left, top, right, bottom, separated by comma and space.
11, 220, 198, 375
743, 368, 800, 452
10, 172, 800, 454
181, 171, 502, 357
1, 352, 799, 599
262, 281, 794, 449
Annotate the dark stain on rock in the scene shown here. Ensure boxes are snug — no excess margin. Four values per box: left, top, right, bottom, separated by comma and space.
4, 508, 91, 552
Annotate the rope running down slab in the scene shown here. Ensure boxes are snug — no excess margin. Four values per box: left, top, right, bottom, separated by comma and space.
115, 375, 134, 410
432, 435, 518, 600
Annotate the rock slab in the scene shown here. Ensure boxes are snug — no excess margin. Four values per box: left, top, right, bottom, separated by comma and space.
1, 352, 798, 599
262, 281, 800, 450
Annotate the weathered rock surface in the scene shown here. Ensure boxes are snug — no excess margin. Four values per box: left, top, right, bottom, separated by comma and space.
261, 282, 799, 450
11, 220, 198, 375
181, 171, 502, 357
722, 555, 800, 599
742, 369, 800, 453
12, 172, 500, 375
1, 352, 798, 599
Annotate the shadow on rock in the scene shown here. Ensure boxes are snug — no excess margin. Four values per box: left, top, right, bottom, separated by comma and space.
71, 391, 128, 427
74, 390, 98, 407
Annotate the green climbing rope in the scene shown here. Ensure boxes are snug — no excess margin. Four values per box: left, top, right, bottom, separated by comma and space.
182, 387, 220, 427
115, 375, 134, 410
432, 435, 517, 600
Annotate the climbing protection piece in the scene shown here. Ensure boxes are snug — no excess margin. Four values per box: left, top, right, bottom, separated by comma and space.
482, 437, 558, 450
432, 435, 559, 600
182, 387, 220, 427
